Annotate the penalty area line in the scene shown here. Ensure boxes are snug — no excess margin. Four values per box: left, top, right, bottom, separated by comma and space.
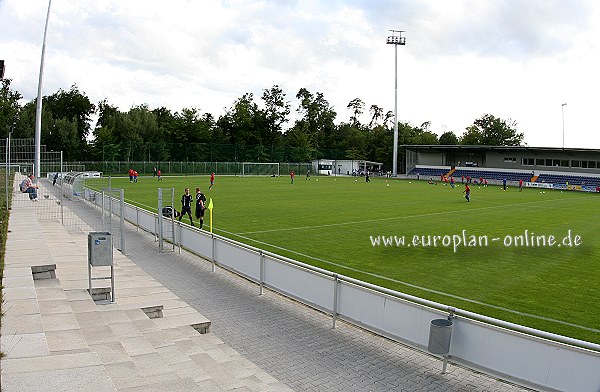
218, 227, 600, 335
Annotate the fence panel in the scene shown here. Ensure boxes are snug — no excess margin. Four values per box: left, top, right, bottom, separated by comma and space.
214, 239, 261, 280
90, 190, 600, 392
178, 226, 213, 258
264, 255, 334, 312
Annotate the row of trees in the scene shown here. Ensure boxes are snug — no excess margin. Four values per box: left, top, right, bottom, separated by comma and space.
1, 78, 525, 169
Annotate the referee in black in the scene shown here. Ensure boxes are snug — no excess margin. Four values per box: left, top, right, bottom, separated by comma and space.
179, 187, 195, 226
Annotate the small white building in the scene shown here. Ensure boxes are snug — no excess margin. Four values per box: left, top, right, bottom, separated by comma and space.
312, 159, 383, 176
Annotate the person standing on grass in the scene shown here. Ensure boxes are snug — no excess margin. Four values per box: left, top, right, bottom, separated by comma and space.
290, 170, 295, 184
519, 179, 524, 191
153, 166, 157, 177
463, 184, 471, 202
179, 188, 194, 226
365, 171, 370, 182
195, 187, 207, 229
209, 172, 215, 190
157, 169, 162, 180
503, 178, 507, 190
128, 168, 133, 182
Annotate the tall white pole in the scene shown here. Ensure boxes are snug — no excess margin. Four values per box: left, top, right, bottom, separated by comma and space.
35, 0, 52, 179
561, 103, 567, 149
393, 44, 398, 176
387, 30, 405, 176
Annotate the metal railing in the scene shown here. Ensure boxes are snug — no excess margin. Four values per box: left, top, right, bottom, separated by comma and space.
85, 188, 600, 392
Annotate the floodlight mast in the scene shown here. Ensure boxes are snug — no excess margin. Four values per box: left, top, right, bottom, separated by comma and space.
35, 0, 52, 179
561, 103, 567, 149
387, 30, 406, 177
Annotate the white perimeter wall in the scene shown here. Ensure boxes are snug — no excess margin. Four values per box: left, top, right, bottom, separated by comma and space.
90, 194, 600, 392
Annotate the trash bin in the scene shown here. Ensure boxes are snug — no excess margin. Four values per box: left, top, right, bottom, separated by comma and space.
428, 318, 453, 355
88, 232, 113, 267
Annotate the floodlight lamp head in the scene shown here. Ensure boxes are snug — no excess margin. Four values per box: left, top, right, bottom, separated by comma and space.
386, 31, 406, 45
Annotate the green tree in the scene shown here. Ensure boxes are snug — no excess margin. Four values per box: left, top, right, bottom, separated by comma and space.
262, 85, 290, 144
460, 126, 482, 145
369, 105, 383, 128
383, 111, 394, 129
45, 84, 96, 155
462, 114, 524, 146
347, 98, 365, 127
439, 130, 459, 145
0, 78, 22, 138
293, 88, 336, 150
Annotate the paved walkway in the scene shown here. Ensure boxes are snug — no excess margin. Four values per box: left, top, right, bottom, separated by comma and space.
1, 181, 292, 391
1, 178, 535, 391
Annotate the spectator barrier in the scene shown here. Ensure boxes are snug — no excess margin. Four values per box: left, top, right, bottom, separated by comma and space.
85, 189, 600, 392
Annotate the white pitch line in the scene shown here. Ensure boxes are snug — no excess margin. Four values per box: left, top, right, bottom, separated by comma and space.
217, 226, 600, 334
236, 195, 595, 235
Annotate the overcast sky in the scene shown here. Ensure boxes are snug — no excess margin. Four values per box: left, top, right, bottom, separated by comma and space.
1, 0, 598, 148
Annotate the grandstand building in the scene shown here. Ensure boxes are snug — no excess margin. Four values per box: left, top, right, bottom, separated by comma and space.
403, 145, 600, 190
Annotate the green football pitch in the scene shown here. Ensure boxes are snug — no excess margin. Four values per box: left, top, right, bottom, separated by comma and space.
86, 174, 600, 344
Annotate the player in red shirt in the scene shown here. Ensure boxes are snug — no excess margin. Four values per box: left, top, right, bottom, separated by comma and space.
209, 172, 215, 190
290, 170, 295, 184
463, 184, 471, 202
128, 169, 133, 182
519, 179, 523, 191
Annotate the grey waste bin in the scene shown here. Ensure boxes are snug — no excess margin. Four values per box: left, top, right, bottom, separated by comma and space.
428, 318, 453, 355
88, 232, 113, 267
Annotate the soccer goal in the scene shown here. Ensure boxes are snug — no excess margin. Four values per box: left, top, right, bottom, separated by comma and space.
241, 162, 280, 177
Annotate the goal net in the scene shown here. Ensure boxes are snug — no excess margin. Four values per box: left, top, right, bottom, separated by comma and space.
241, 162, 280, 176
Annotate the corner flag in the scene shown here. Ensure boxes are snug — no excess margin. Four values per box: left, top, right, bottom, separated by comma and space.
207, 198, 213, 233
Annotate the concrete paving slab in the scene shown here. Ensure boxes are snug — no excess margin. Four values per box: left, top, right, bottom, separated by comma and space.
75, 310, 109, 329
1, 365, 117, 392
88, 341, 131, 365
2, 266, 35, 278
32, 278, 61, 288
103, 361, 147, 390
2, 298, 40, 316
2, 286, 37, 301
41, 311, 80, 332
81, 324, 120, 346
35, 286, 68, 301
118, 376, 204, 392
168, 358, 211, 381
2, 313, 43, 335
1, 333, 50, 358
1, 352, 102, 373
142, 328, 190, 348
109, 322, 144, 339
69, 298, 102, 313
2, 275, 35, 287
194, 378, 228, 391
130, 352, 177, 378
119, 336, 156, 357
100, 309, 132, 325
65, 288, 95, 301
38, 299, 72, 315
45, 329, 89, 353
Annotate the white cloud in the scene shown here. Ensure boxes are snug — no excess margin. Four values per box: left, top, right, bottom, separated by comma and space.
0, 0, 598, 148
